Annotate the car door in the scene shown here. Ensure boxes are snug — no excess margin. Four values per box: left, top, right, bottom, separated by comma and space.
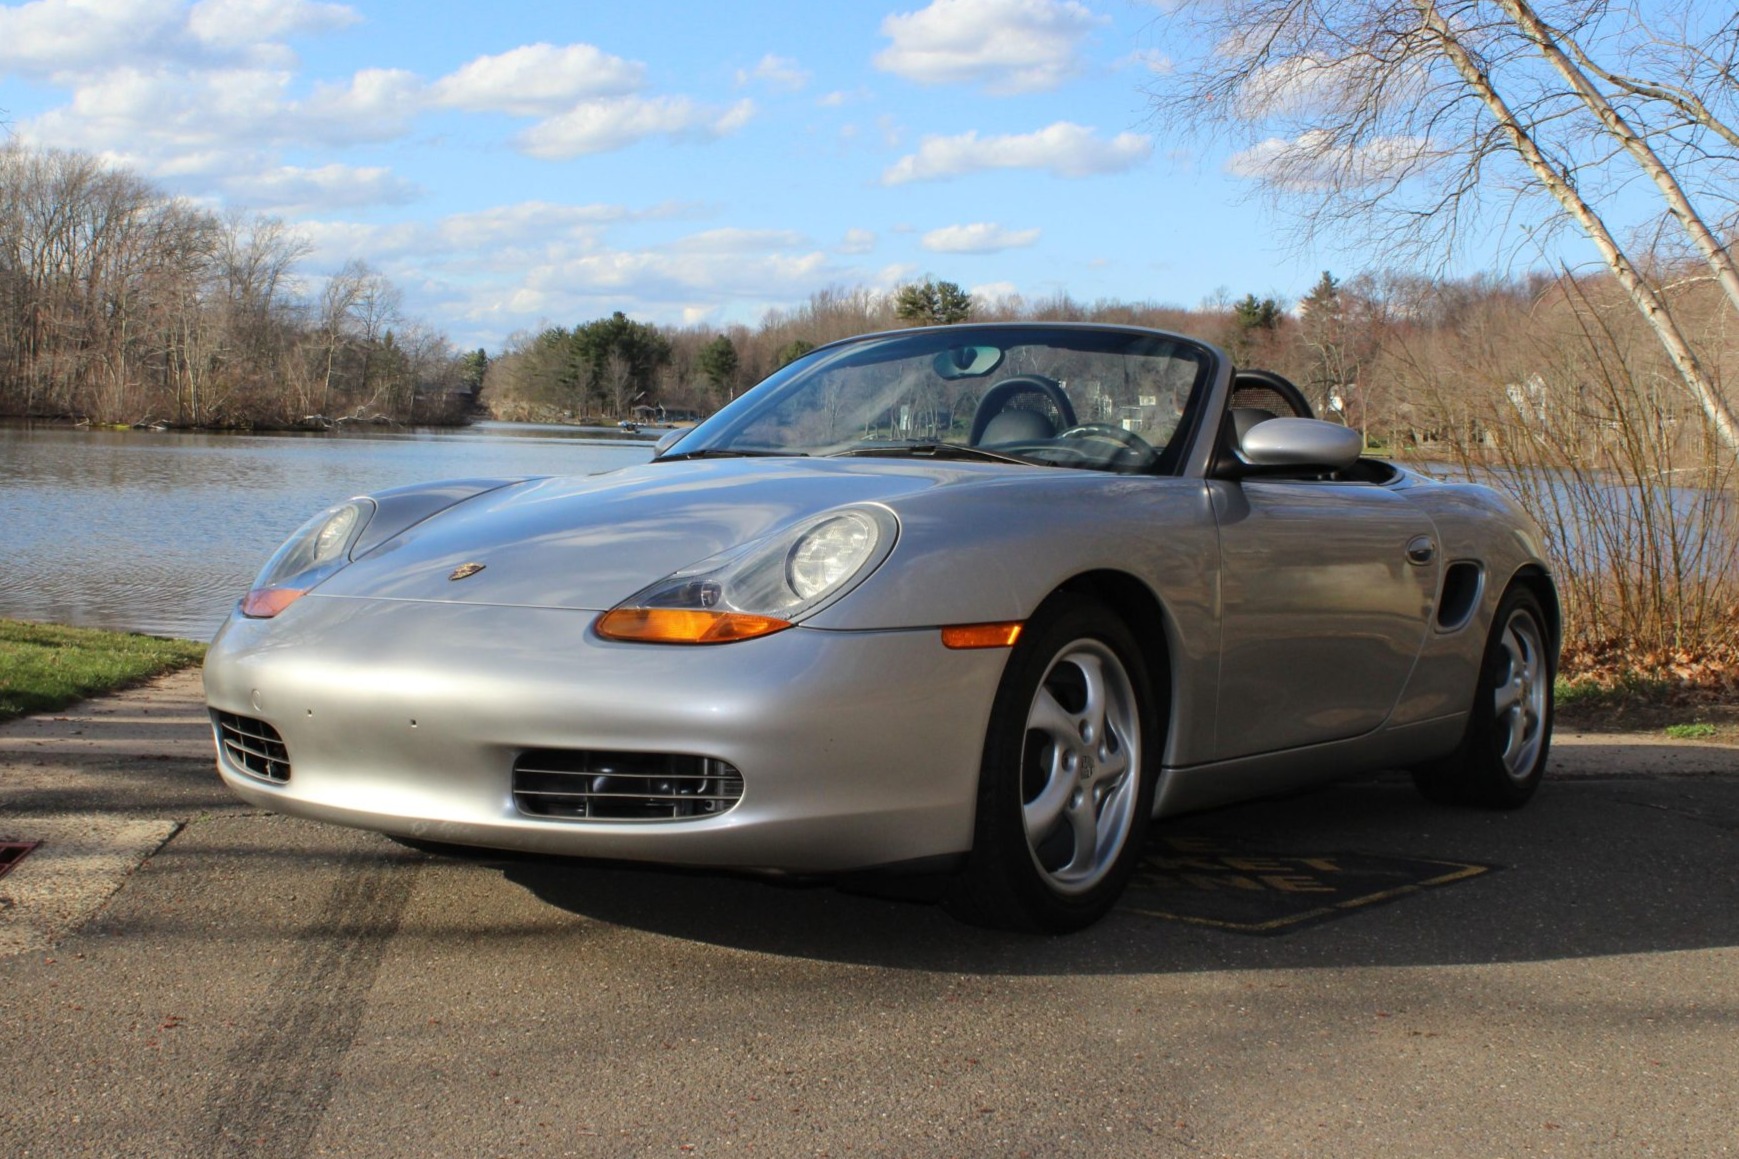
1208, 477, 1438, 760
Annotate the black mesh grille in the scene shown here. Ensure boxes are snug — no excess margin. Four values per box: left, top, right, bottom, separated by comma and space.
513, 750, 743, 822
213, 711, 291, 782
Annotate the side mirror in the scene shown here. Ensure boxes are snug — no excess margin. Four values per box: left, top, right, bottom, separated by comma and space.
652, 429, 685, 456
1237, 417, 1363, 471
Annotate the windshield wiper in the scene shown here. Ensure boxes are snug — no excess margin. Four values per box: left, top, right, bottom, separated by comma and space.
656, 448, 809, 461
829, 442, 1039, 466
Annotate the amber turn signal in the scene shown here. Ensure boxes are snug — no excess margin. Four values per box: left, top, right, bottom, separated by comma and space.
596, 607, 793, 644
241, 588, 306, 619
939, 621, 1024, 649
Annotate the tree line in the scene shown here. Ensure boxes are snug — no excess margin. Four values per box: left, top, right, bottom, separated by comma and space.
486, 266, 1731, 456
0, 144, 480, 429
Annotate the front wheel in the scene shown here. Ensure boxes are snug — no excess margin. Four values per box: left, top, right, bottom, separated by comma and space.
1413, 585, 1554, 808
946, 595, 1160, 933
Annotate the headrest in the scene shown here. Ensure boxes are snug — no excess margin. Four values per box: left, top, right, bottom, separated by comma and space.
979, 408, 1056, 445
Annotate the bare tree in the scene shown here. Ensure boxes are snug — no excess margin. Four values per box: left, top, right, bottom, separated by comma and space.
1148, 0, 1739, 451
0, 144, 463, 428
600, 350, 635, 419
349, 266, 403, 410
314, 260, 369, 418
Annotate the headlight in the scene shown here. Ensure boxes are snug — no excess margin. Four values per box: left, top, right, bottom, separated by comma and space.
240, 498, 375, 618
597, 506, 897, 644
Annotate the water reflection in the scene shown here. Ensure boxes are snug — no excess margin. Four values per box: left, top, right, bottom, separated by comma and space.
1, 422, 654, 639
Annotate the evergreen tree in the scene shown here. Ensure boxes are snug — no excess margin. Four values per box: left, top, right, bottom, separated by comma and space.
775, 338, 816, 366
696, 334, 739, 393
458, 348, 490, 393
894, 279, 973, 326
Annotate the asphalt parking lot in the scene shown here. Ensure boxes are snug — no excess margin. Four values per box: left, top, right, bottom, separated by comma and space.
2, 671, 1736, 1157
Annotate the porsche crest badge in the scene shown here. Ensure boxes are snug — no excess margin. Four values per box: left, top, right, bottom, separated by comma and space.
448, 562, 487, 581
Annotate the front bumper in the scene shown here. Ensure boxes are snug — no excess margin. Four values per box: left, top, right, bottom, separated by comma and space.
203, 596, 1010, 872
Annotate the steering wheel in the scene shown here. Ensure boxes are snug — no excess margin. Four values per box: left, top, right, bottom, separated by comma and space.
1049, 423, 1160, 470
969, 376, 1077, 445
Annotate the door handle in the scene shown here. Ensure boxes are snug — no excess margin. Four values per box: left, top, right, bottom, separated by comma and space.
1406, 536, 1436, 566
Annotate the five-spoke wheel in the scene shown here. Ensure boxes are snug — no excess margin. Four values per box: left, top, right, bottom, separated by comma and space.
1413, 585, 1554, 808
948, 595, 1159, 932
1020, 639, 1141, 896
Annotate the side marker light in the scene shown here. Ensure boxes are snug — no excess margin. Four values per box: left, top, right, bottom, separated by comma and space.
940, 622, 1024, 649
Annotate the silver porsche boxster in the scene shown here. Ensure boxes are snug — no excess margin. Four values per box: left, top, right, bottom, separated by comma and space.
205, 322, 1557, 932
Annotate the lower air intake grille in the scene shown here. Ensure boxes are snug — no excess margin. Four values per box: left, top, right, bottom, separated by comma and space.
513, 750, 743, 822
214, 711, 291, 782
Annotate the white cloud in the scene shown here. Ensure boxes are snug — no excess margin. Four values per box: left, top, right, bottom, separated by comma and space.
292, 210, 852, 345
494, 243, 837, 324
875, 0, 1104, 95
969, 280, 1021, 303
298, 201, 706, 264
837, 228, 877, 254
222, 162, 418, 213
22, 65, 292, 163
921, 222, 1041, 253
736, 53, 810, 92
871, 263, 920, 290
669, 228, 810, 254
883, 122, 1152, 184
301, 68, 425, 142
1120, 48, 1172, 75
0, 0, 360, 76
3, 1, 414, 188
1224, 130, 1432, 190
432, 201, 698, 250
0, 0, 186, 75
1232, 56, 1349, 121
188, 0, 357, 49
516, 96, 754, 159
8, 9, 743, 203
21, 60, 424, 166
431, 43, 644, 116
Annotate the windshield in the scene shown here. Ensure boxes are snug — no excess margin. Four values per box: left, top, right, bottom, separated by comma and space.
663, 325, 1215, 474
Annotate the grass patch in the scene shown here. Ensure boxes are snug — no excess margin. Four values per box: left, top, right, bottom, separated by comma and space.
0, 619, 206, 723
1556, 671, 1739, 733
1555, 672, 1678, 712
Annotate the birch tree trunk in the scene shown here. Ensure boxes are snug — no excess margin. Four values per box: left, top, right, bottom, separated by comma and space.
1415, 0, 1739, 452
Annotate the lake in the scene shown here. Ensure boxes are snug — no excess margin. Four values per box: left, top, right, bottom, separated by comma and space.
12, 423, 1734, 644
2, 422, 655, 640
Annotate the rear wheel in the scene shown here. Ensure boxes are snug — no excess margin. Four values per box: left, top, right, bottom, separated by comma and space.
1413, 586, 1554, 808
946, 595, 1159, 933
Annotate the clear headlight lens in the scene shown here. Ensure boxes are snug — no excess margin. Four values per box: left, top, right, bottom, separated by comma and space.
240, 498, 375, 618
786, 511, 879, 599
598, 506, 897, 644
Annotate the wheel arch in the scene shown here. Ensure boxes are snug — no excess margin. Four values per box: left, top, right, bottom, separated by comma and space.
1049, 568, 1176, 733
1506, 564, 1562, 664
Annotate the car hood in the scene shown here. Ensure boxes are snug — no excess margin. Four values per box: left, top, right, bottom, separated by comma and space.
312, 457, 1007, 612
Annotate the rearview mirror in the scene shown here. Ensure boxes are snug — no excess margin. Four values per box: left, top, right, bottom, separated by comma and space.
933, 346, 1004, 380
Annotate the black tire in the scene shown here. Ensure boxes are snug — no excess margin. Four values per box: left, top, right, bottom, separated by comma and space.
1412, 585, 1554, 808
945, 595, 1160, 933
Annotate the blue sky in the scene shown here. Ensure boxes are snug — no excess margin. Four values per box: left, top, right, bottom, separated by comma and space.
0, 0, 1382, 349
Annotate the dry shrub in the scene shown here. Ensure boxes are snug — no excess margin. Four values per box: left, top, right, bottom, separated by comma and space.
1393, 275, 1739, 698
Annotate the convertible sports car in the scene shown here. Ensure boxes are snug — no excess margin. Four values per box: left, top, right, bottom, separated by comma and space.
205, 322, 1557, 932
